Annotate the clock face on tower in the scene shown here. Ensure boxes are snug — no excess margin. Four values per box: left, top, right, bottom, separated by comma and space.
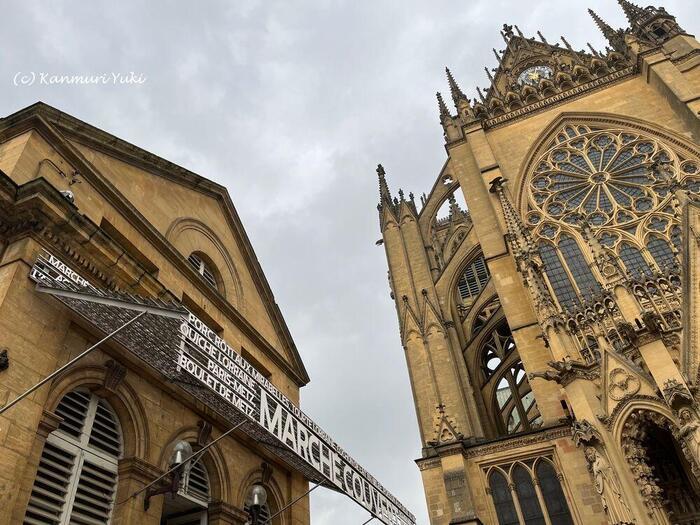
517, 65, 553, 86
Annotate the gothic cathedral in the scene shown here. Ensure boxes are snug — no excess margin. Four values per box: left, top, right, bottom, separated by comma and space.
377, 2, 700, 524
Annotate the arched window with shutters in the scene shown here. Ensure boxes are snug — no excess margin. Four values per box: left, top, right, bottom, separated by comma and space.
24, 390, 122, 525
187, 252, 221, 291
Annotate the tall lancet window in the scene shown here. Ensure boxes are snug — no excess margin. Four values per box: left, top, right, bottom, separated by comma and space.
479, 321, 542, 436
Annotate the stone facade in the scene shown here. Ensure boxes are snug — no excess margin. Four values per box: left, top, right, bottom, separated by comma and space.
378, 2, 700, 524
0, 103, 311, 524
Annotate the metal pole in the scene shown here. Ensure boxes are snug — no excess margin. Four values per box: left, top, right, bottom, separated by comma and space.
0, 310, 147, 415
260, 481, 321, 524
360, 517, 376, 525
117, 419, 246, 505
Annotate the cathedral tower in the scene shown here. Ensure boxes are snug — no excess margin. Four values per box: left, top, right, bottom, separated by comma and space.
377, 2, 700, 524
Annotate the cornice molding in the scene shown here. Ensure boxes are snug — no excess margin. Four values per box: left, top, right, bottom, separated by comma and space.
0, 105, 309, 386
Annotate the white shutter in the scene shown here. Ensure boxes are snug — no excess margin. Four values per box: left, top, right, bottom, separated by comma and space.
67, 457, 118, 525
23, 441, 77, 525
23, 390, 122, 525
54, 390, 91, 440
88, 400, 121, 458
183, 459, 210, 503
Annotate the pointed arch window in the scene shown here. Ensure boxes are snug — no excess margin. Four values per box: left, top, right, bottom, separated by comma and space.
513, 465, 546, 525
487, 459, 573, 525
479, 322, 542, 436
536, 461, 574, 525
24, 390, 122, 525
558, 235, 600, 298
457, 254, 490, 304
619, 243, 651, 276
646, 237, 676, 269
538, 242, 577, 308
489, 471, 519, 525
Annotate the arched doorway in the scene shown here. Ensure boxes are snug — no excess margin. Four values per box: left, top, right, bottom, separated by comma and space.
621, 410, 700, 524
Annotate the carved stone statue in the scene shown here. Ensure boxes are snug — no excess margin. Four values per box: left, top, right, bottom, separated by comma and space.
584, 447, 635, 525
675, 408, 700, 476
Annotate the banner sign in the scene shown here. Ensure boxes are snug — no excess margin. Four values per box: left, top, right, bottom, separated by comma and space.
30, 251, 415, 525
179, 313, 414, 525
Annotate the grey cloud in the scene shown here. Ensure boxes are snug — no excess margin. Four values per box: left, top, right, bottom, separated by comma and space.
3, 1, 697, 523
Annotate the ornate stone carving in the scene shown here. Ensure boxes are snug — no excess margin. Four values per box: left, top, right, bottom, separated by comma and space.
641, 310, 664, 335
197, 420, 213, 447
429, 404, 464, 445
608, 368, 641, 401
528, 357, 599, 386
584, 447, 635, 525
571, 419, 601, 447
616, 322, 638, 347
662, 378, 693, 409
102, 359, 127, 394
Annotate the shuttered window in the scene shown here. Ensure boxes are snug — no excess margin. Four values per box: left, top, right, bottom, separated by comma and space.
457, 254, 490, 302
180, 456, 210, 505
24, 390, 122, 525
187, 253, 219, 290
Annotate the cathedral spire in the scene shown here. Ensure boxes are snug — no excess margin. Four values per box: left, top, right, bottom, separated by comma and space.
437, 92, 451, 121
377, 164, 391, 205
588, 8, 627, 52
617, 0, 646, 25
445, 67, 467, 106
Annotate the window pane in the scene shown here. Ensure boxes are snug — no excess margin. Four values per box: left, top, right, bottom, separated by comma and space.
620, 243, 651, 276
457, 255, 491, 301
489, 471, 519, 525
539, 243, 578, 308
559, 235, 601, 299
513, 465, 546, 525
647, 237, 675, 269
536, 462, 574, 525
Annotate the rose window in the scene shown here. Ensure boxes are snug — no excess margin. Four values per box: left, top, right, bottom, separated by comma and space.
524, 125, 699, 309
527, 129, 693, 227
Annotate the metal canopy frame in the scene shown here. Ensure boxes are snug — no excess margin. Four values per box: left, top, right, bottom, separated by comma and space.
25, 252, 415, 525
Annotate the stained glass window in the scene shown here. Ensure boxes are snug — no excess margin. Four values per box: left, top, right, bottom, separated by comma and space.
490, 471, 519, 525
538, 243, 578, 308
619, 243, 651, 276
558, 235, 600, 298
537, 461, 574, 525
513, 465, 546, 525
647, 237, 676, 269
528, 126, 696, 305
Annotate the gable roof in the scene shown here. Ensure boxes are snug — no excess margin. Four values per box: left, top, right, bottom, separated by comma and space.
0, 101, 310, 386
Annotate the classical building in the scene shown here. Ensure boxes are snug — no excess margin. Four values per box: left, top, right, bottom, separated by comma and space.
377, 2, 700, 524
0, 102, 416, 525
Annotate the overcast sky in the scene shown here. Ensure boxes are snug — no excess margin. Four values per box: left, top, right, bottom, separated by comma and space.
2, 1, 697, 523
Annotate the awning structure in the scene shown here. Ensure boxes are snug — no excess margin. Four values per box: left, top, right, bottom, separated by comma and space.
29, 251, 415, 525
